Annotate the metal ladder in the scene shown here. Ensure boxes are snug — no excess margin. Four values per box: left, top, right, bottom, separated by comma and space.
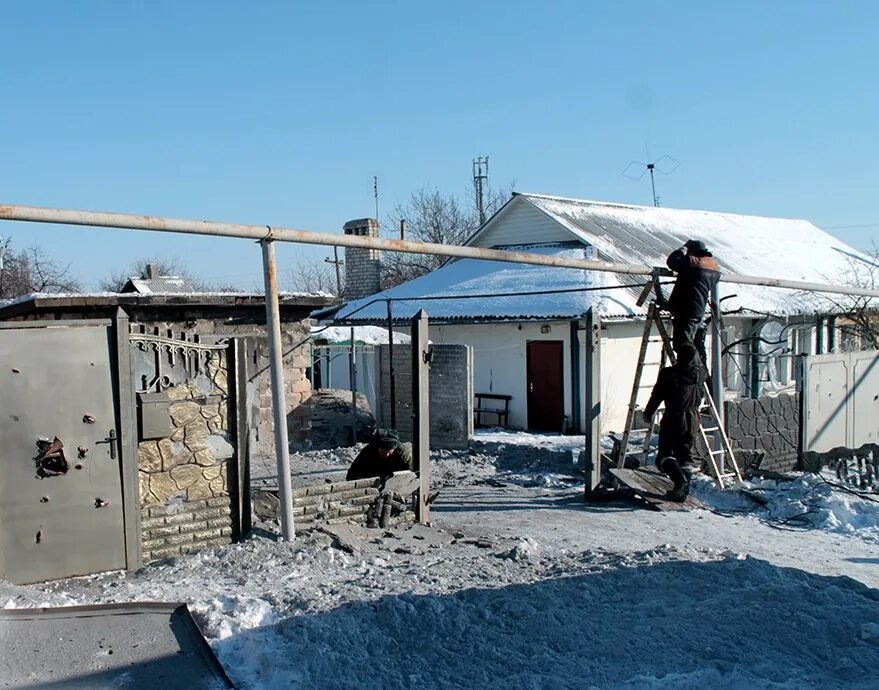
616, 301, 742, 489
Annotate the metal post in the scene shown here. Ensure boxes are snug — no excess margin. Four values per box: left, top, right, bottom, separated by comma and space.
828, 316, 837, 352
386, 299, 396, 428
350, 325, 358, 445
709, 283, 725, 473
815, 316, 824, 354
569, 320, 581, 434
583, 308, 602, 495
260, 239, 295, 541
411, 309, 431, 523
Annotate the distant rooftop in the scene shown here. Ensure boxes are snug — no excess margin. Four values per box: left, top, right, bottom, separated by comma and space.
120, 263, 198, 295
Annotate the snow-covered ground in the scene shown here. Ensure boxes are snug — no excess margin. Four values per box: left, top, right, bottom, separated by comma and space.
4, 433, 879, 689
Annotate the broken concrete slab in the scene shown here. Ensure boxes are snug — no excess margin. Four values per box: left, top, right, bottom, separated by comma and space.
0, 602, 232, 689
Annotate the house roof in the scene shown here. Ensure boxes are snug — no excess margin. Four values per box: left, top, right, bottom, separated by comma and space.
0, 291, 335, 320
330, 243, 634, 323
122, 275, 197, 294
329, 193, 866, 324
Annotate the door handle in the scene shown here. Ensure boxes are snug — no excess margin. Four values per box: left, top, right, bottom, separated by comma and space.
96, 429, 117, 460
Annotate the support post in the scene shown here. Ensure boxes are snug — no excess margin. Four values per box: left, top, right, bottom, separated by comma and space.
710, 284, 725, 472
583, 307, 602, 495
113, 308, 142, 571
350, 325, 358, 445
386, 299, 396, 428
260, 239, 295, 541
828, 316, 837, 352
569, 320, 581, 434
815, 316, 825, 355
230, 338, 252, 541
411, 309, 431, 523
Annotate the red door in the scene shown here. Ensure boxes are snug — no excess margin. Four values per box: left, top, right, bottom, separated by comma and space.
526, 340, 564, 432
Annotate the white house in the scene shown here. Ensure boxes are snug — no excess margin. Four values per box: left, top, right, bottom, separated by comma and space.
323, 193, 865, 434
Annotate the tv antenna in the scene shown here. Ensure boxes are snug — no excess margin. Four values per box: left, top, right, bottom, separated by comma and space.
622, 154, 679, 207
473, 156, 489, 225
373, 175, 379, 225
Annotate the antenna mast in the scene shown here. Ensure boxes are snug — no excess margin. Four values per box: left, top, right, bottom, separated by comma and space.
622, 155, 679, 207
473, 156, 489, 225
373, 175, 379, 224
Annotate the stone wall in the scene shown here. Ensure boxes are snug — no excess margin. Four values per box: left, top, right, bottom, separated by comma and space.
377, 343, 473, 450
131, 317, 312, 458
137, 356, 235, 563
724, 393, 800, 474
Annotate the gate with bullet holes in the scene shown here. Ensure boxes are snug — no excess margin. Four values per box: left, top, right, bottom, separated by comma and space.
0, 317, 136, 584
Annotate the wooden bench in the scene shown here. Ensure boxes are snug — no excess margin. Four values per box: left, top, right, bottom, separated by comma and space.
474, 393, 512, 429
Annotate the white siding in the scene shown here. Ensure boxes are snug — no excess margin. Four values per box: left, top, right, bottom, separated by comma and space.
468, 197, 573, 249
431, 321, 575, 431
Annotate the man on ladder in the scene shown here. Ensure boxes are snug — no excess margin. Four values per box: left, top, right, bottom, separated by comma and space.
642, 343, 708, 501
656, 239, 721, 364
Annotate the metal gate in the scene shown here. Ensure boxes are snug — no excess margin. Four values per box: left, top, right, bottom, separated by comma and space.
0, 320, 129, 584
800, 349, 879, 453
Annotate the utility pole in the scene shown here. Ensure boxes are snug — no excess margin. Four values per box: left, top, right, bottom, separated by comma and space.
324, 247, 343, 297
473, 156, 489, 225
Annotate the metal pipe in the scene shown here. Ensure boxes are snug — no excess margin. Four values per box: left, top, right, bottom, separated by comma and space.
261, 239, 295, 541
4, 202, 878, 298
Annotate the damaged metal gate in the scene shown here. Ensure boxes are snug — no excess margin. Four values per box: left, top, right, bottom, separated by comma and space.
0, 319, 131, 584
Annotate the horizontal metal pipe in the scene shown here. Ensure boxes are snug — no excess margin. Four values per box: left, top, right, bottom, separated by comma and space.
2, 202, 878, 298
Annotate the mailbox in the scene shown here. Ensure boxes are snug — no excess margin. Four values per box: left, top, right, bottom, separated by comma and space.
138, 392, 171, 440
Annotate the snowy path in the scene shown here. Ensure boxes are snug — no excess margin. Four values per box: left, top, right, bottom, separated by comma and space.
433, 483, 879, 589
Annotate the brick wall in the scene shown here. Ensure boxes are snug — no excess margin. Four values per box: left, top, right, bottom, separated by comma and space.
377, 343, 473, 449
343, 219, 380, 299
724, 393, 800, 473
140, 497, 232, 562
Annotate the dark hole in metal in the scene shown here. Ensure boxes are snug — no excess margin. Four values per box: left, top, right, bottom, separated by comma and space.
40, 496, 49, 503
34, 437, 69, 479
82, 414, 96, 424
11, 368, 20, 374
35, 530, 42, 544
94, 498, 109, 509
77, 447, 88, 459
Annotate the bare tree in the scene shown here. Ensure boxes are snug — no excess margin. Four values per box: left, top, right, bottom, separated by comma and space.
0, 239, 80, 299
99, 257, 213, 292
381, 184, 513, 288
822, 245, 879, 351
286, 257, 343, 297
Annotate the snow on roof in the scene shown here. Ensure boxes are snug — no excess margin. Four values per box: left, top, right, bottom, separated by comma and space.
0, 290, 333, 310
333, 194, 867, 323
332, 243, 628, 323
311, 324, 412, 345
515, 193, 865, 315
123, 275, 198, 294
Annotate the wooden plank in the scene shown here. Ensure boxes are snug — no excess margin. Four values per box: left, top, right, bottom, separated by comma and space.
610, 467, 704, 511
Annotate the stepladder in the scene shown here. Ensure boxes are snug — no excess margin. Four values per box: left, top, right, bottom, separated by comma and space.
616, 301, 742, 489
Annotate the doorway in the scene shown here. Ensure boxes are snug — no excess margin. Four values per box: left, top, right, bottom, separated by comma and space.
526, 340, 564, 431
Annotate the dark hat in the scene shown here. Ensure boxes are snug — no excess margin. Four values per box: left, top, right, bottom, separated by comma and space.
685, 239, 711, 257
371, 428, 400, 450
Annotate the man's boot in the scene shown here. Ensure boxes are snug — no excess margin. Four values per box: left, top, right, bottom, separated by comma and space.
658, 456, 690, 502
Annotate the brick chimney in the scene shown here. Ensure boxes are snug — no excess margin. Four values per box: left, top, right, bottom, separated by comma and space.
145, 263, 159, 279
343, 218, 380, 299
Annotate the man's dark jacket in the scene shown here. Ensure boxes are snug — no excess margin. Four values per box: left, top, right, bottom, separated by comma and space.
665, 250, 721, 320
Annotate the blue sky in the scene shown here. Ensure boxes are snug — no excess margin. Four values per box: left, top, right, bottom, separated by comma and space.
1, 1, 877, 290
